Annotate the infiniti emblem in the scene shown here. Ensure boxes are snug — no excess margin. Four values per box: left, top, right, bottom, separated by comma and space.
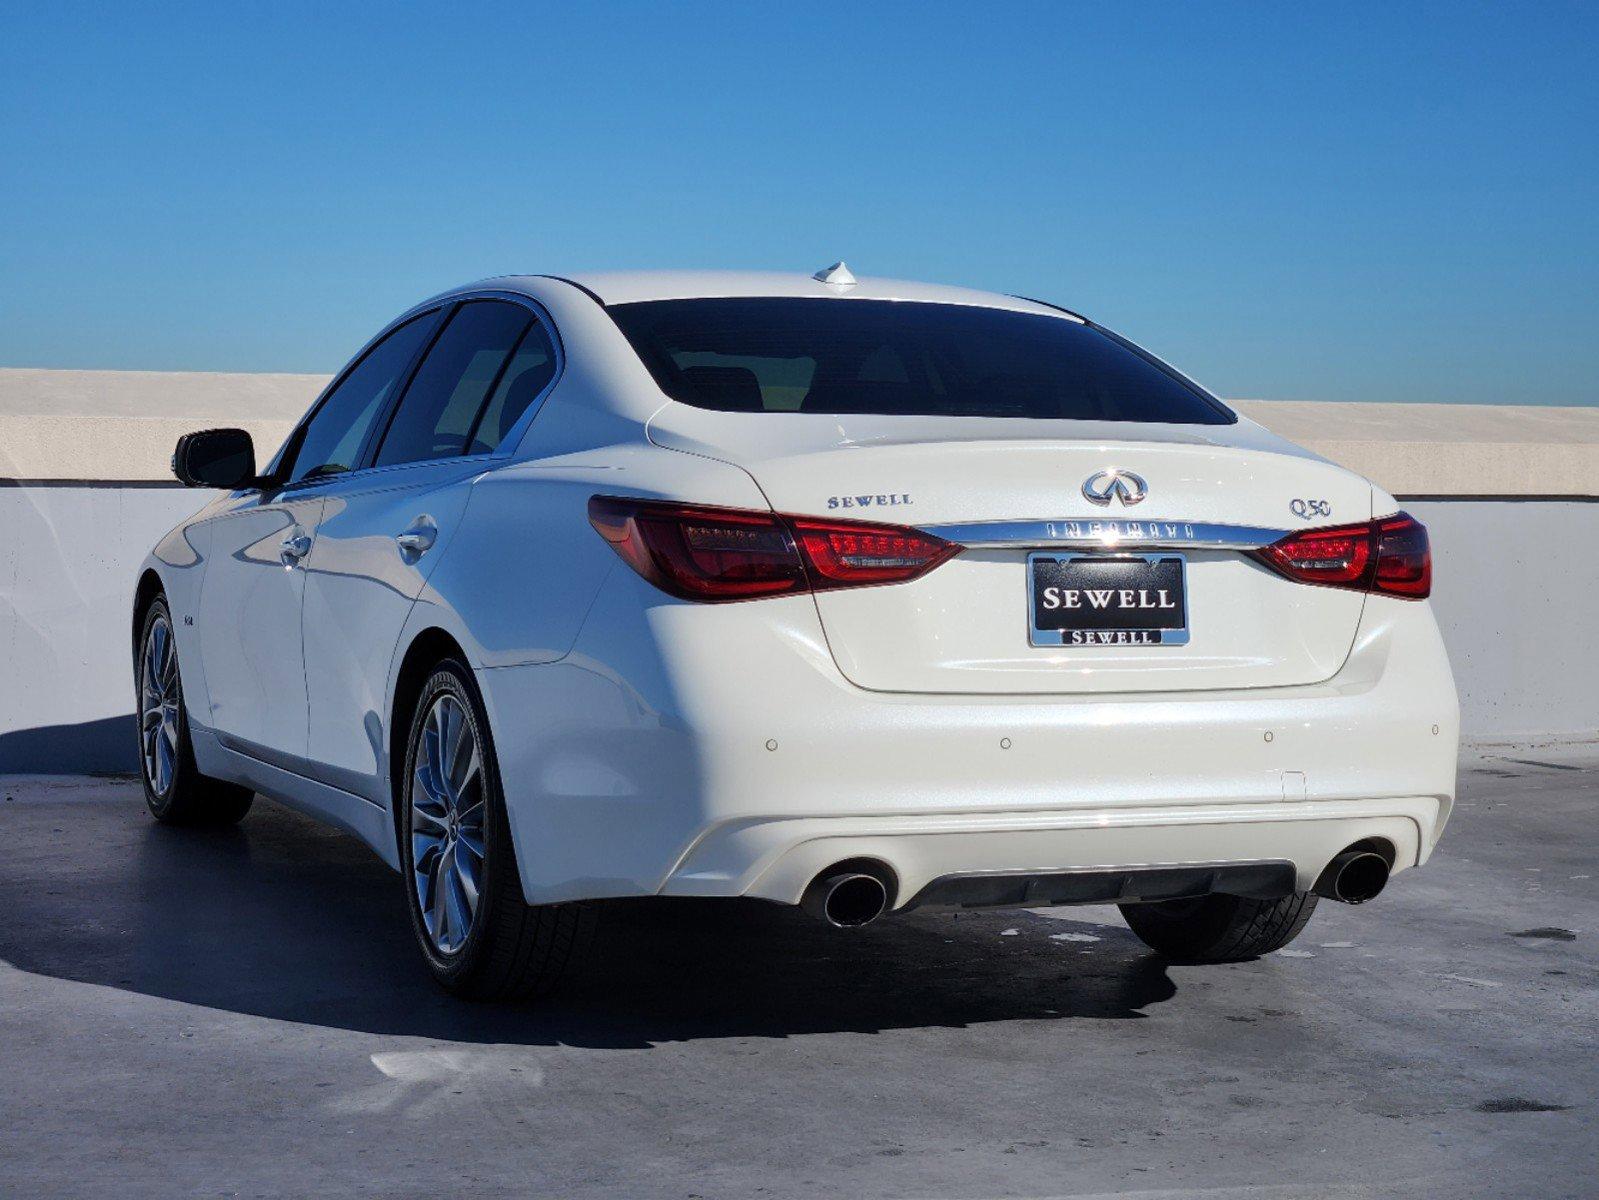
1082, 468, 1148, 507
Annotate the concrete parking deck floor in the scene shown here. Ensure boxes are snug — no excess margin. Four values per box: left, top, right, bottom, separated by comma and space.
1, 752, 1595, 1199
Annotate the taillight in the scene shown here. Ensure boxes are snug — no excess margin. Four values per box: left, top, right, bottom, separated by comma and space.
1252, 513, 1431, 600
1371, 514, 1432, 598
786, 516, 961, 590
587, 497, 807, 601
588, 496, 960, 602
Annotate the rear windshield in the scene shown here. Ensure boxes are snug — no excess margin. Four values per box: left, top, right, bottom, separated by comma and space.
608, 298, 1233, 424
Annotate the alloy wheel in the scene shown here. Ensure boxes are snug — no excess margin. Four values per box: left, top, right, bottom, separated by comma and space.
140, 614, 181, 797
410, 693, 486, 954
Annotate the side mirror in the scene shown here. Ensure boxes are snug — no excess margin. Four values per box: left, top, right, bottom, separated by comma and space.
172, 428, 257, 489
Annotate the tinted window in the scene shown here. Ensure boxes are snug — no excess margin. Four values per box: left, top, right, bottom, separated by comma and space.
466, 321, 558, 454
286, 312, 438, 483
608, 298, 1233, 424
374, 300, 532, 467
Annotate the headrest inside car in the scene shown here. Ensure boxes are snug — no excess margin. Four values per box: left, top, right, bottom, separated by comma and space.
680, 365, 766, 412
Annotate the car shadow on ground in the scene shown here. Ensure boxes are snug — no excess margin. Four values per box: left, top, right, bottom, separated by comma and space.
0, 796, 1176, 1048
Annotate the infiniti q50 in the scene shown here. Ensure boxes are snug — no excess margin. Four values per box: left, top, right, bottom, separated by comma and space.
135, 266, 1458, 997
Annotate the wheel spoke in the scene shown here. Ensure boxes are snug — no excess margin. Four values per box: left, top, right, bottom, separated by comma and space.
456, 826, 485, 861
149, 622, 166, 679
442, 848, 472, 950
410, 798, 449, 834
163, 630, 177, 686
412, 752, 449, 810
434, 701, 454, 782
142, 641, 162, 707
424, 713, 450, 811
154, 730, 173, 794
434, 698, 463, 808
449, 736, 480, 801
432, 845, 456, 948
412, 842, 437, 931
454, 844, 480, 907
142, 726, 157, 781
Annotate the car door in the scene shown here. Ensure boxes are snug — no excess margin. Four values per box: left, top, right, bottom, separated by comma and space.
197, 310, 440, 768
299, 298, 558, 800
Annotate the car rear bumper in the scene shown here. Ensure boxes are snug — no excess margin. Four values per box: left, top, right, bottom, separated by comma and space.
478, 577, 1458, 907
662, 795, 1442, 908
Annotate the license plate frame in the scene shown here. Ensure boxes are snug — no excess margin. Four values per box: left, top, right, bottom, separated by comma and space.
1027, 551, 1191, 647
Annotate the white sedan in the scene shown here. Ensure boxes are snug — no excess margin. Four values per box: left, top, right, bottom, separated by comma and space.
135, 265, 1458, 997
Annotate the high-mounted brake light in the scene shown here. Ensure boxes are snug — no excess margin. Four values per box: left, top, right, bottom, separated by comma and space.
1252, 513, 1431, 600
587, 496, 960, 602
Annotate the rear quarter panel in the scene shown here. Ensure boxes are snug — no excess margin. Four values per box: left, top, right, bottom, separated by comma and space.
420, 441, 772, 669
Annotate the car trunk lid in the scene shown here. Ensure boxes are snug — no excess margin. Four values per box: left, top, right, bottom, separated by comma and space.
648, 406, 1374, 694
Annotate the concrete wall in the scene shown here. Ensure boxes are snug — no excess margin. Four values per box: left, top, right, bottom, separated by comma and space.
0, 368, 315, 483
1, 369, 1596, 772
5, 368, 1599, 494
0, 486, 208, 771
1406, 500, 1599, 739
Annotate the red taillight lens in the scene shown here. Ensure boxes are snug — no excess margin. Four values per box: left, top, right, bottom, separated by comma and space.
1252, 512, 1430, 600
588, 496, 960, 602
587, 497, 807, 600
1255, 521, 1375, 587
1372, 513, 1431, 598
787, 516, 961, 590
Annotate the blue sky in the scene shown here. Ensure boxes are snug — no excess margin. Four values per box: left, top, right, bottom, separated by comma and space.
2, 2, 1595, 404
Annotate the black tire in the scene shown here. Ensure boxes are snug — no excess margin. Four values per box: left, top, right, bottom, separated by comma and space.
399, 658, 594, 1000
1119, 891, 1319, 963
135, 597, 254, 826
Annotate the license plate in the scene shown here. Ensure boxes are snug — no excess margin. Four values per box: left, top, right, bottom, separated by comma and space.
1028, 552, 1189, 647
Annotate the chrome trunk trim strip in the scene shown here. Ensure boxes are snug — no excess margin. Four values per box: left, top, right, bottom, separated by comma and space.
920, 518, 1289, 551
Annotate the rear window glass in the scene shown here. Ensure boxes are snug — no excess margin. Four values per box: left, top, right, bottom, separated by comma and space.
608, 298, 1233, 424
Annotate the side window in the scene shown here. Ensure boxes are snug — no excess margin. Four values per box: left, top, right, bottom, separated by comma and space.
285, 313, 438, 484
467, 321, 559, 453
373, 300, 532, 468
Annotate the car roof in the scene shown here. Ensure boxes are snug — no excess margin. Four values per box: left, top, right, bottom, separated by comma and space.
477, 269, 1084, 320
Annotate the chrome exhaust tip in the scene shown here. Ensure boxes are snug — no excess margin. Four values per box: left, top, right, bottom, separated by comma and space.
802, 869, 890, 928
1314, 848, 1391, 905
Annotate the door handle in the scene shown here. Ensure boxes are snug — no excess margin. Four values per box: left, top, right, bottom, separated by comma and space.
279, 531, 312, 568
395, 516, 438, 559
